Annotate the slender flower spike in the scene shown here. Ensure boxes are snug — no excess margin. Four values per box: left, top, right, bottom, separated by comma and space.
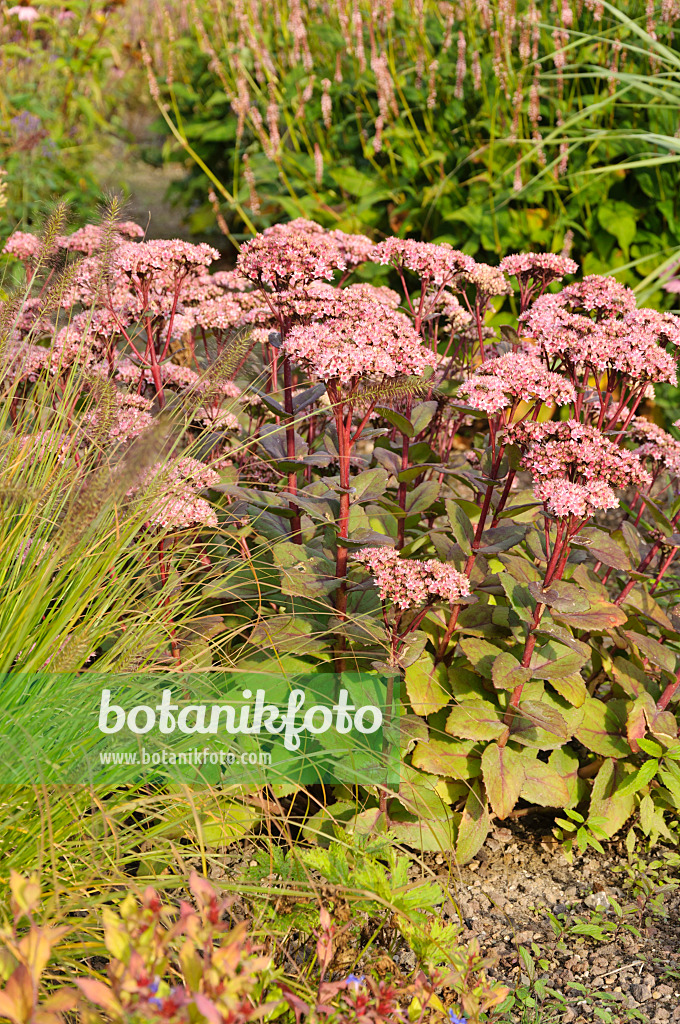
353, 547, 471, 610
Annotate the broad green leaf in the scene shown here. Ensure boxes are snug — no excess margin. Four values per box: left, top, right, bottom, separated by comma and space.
446, 499, 474, 556
520, 754, 570, 808
529, 640, 588, 681
405, 653, 450, 716
410, 401, 438, 434
492, 652, 532, 691
527, 580, 590, 613
459, 637, 503, 678
589, 759, 636, 838
575, 697, 630, 757
411, 737, 481, 781
482, 742, 524, 819
549, 747, 585, 806
612, 656, 648, 699
445, 699, 506, 741
405, 480, 440, 516
497, 573, 534, 623
553, 600, 627, 631
375, 406, 414, 437
623, 630, 677, 674
572, 528, 632, 571
547, 672, 587, 707
456, 780, 490, 864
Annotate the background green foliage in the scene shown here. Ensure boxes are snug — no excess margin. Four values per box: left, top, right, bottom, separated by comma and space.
144, 0, 680, 302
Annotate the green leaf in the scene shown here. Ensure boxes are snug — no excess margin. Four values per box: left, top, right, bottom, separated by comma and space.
549, 747, 586, 806
459, 637, 503, 678
520, 754, 570, 807
572, 528, 632, 571
515, 700, 570, 743
411, 737, 481, 781
482, 742, 524, 819
547, 673, 587, 707
529, 640, 589, 681
375, 406, 414, 437
456, 780, 490, 864
410, 401, 438, 434
527, 580, 591, 613
553, 600, 628, 631
575, 697, 630, 757
589, 758, 636, 838
405, 480, 440, 516
492, 652, 532, 691
446, 499, 474, 556
623, 630, 677, 674
445, 699, 506, 741
405, 652, 450, 716
498, 573, 534, 622
597, 202, 637, 251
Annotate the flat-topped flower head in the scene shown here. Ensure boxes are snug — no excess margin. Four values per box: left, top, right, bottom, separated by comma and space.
353, 547, 471, 610
458, 352, 576, 413
64, 221, 144, 255
371, 238, 475, 287
262, 218, 327, 237
508, 418, 651, 518
237, 232, 347, 289
328, 229, 376, 267
499, 252, 578, 311
630, 417, 680, 476
115, 239, 219, 276
522, 301, 678, 385
127, 457, 220, 529
538, 274, 636, 319
534, 478, 617, 518
462, 262, 512, 300
267, 282, 401, 324
283, 307, 429, 383
499, 252, 578, 284
4, 231, 42, 262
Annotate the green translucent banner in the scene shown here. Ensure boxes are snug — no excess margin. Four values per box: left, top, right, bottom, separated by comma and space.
0, 670, 400, 786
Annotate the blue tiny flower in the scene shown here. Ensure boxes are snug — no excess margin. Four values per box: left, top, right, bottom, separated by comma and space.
448, 1012, 466, 1024
345, 974, 366, 988
148, 997, 163, 1009
148, 979, 160, 995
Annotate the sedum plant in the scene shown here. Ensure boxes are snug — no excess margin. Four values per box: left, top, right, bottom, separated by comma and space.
3, 212, 680, 860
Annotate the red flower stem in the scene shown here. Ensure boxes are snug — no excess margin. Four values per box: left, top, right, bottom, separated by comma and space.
282, 355, 302, 542
145, 316, 165, 408
658, 673, 680, 712
615, 507, 680, 606
490, 469, 517, 528
650, 546, 678, 593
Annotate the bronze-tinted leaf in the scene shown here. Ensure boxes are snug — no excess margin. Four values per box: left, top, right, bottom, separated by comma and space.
456, 779, 490, 864
482, 742, 524, 819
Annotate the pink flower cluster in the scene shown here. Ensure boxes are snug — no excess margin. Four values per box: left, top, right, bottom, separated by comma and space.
128, 457, 220, 530
283, 307, 429, 383
371, 237, 475, 287
458, 352, 576, 413
353, 546, 471, 610
499, 252, 578, 283
630, 417, 680, 476
237, 232, 347, 289
115, 240, 220, 276
545, 274, 636, 318
508, 419, 651, 518
64, 222, 145, 255
522, 299, 679, 384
